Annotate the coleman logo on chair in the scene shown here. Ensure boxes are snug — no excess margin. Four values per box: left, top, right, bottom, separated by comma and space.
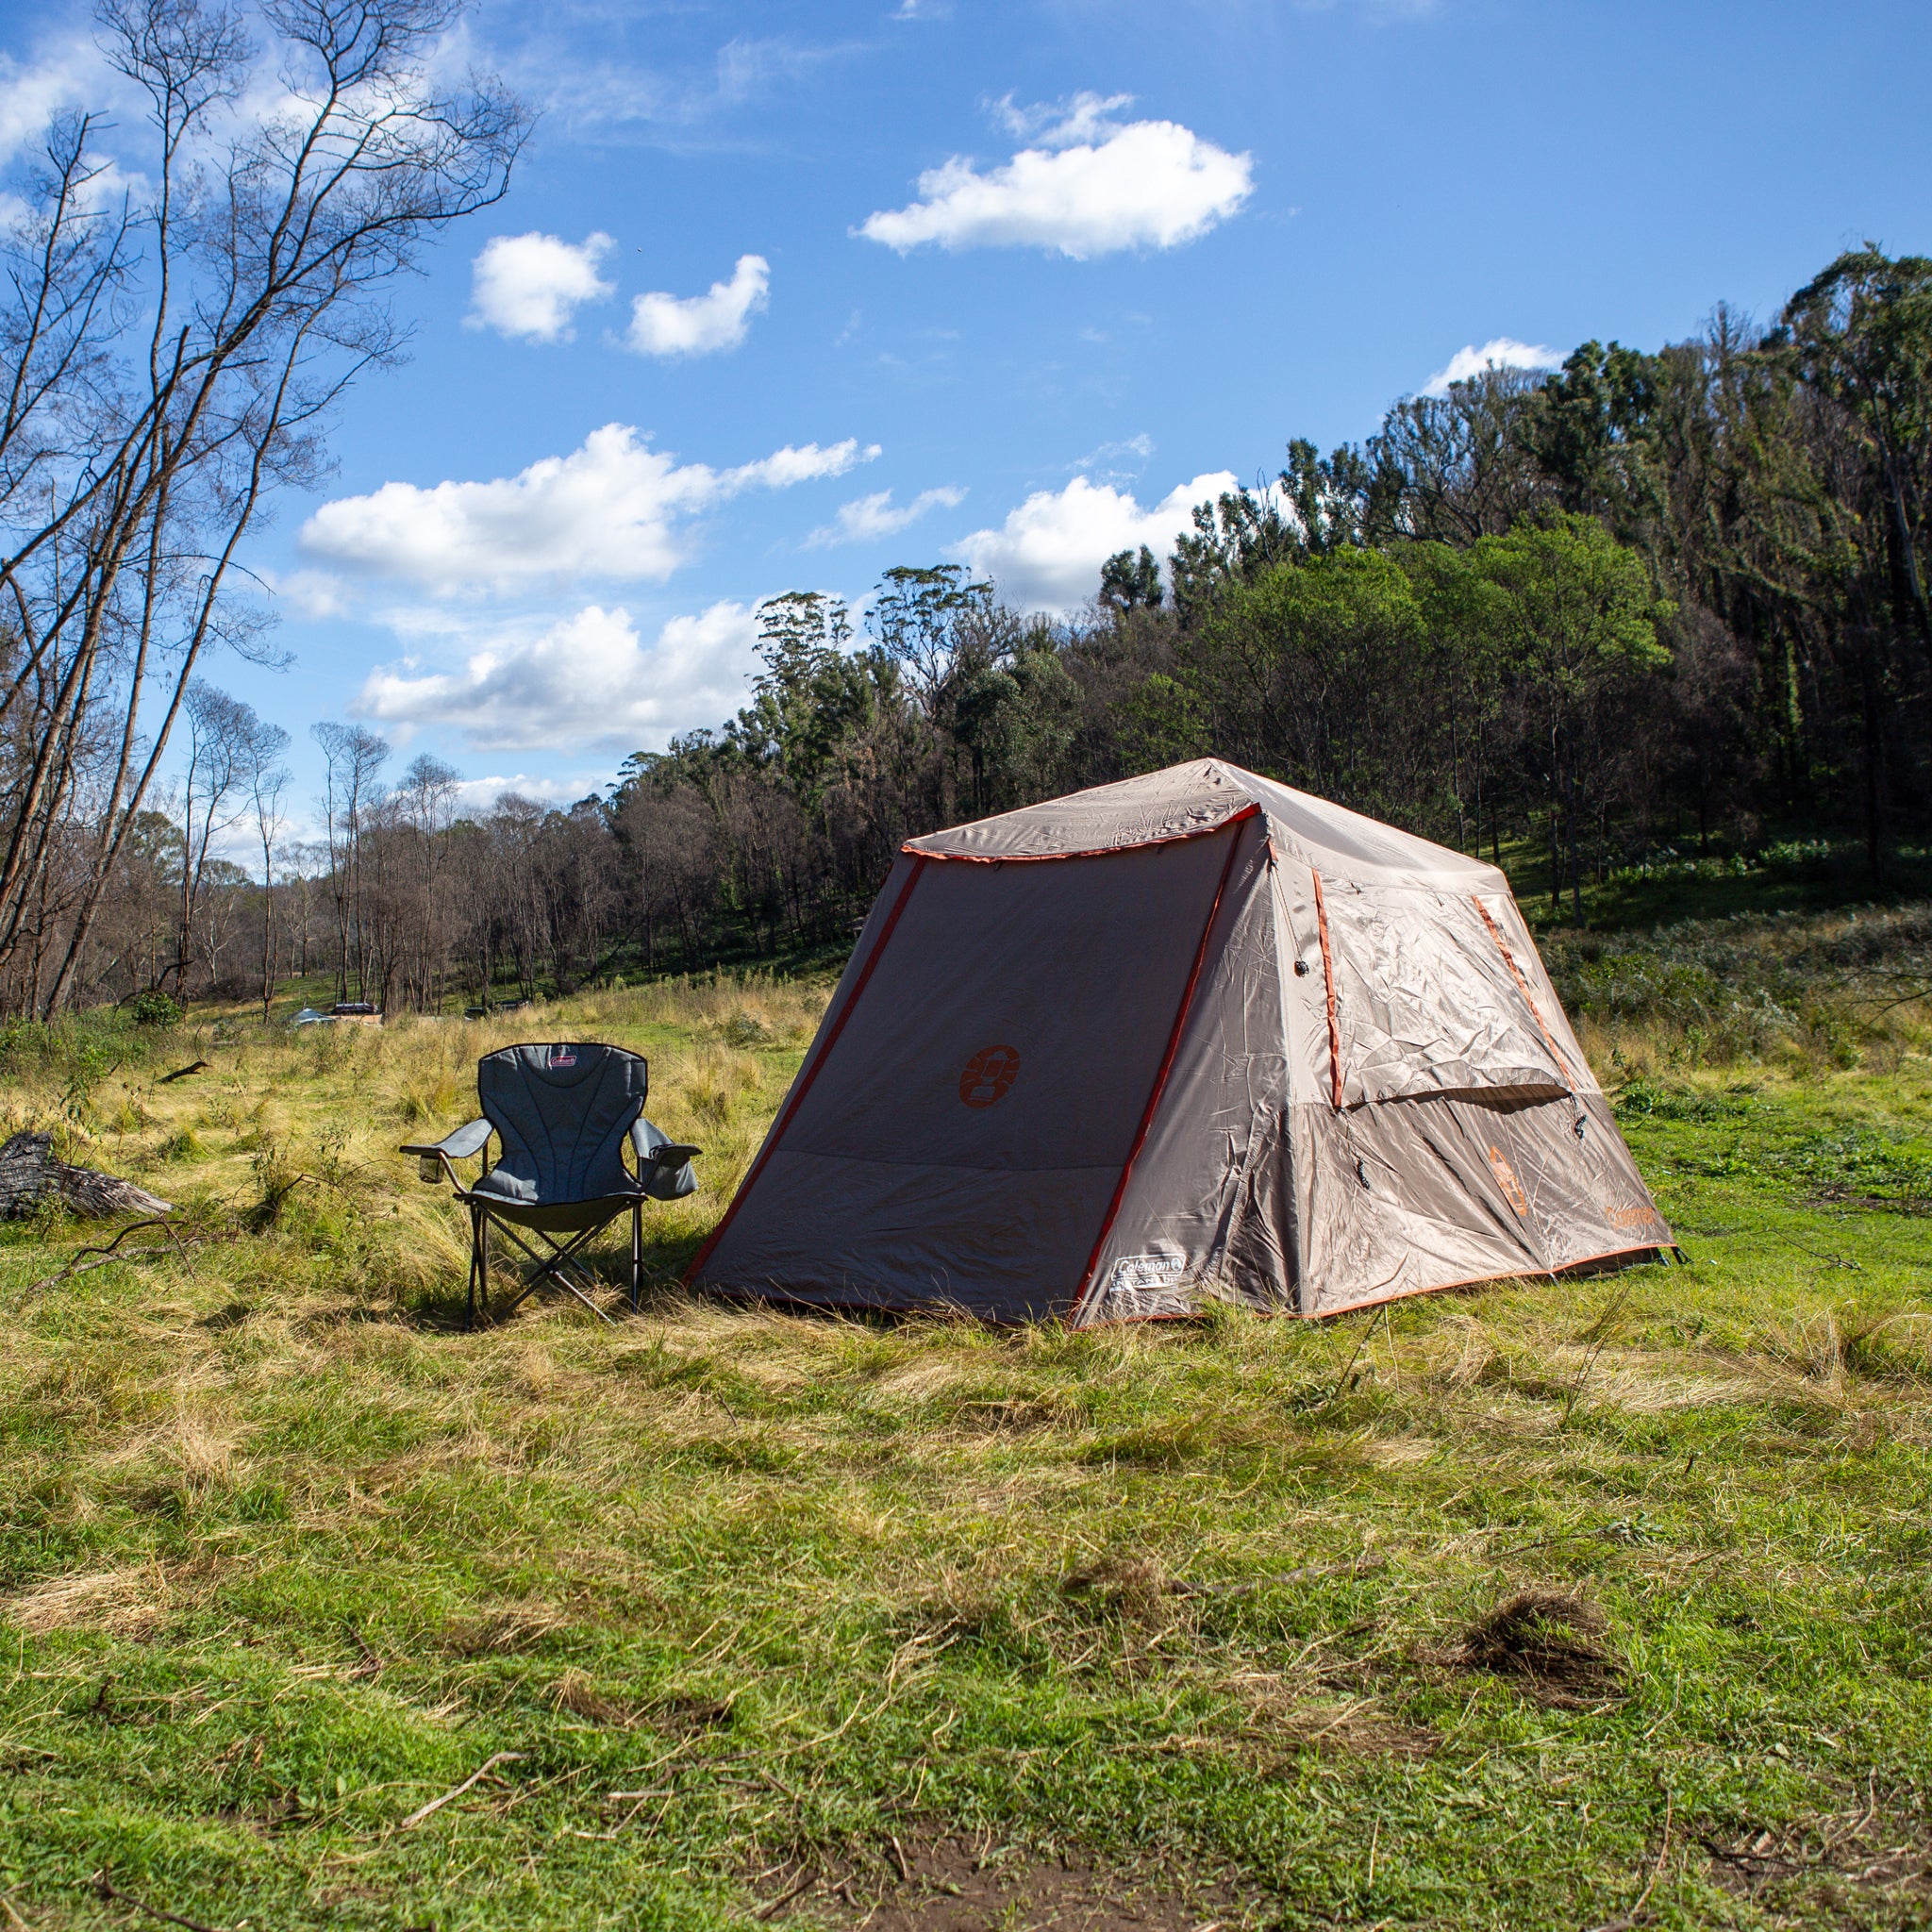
547, 1044, 577, 1070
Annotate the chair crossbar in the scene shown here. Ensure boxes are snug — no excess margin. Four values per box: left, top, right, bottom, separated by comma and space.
496, 1221, 617, 1323
466, 1198, 643, 1328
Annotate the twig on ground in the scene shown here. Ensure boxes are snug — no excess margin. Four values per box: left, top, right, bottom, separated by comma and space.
1774, 1231, 1860, 1271
397, 1751, 525, 1829
756, 1871, 816, 1921
88, 1873, 221, 1932
890, 1834, 911, 1883
25, 1219, 199, 1295
158, 1062, 209, 1084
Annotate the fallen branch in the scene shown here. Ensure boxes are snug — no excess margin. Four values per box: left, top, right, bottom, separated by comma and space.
89, 1872, 222, 1932
398, 1751, 525, 1829
26, 1219, 217, 1296
158, 1061, 209, 1084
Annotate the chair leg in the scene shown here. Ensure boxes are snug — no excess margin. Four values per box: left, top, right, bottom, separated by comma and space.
466, 1204, 479, 1331
631, 1201, 642, 1313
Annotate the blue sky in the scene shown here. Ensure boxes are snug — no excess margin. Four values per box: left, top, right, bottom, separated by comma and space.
4, 0, 1929, 823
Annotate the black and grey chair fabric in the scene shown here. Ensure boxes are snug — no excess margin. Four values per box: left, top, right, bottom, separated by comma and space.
402, 1041, 698, 1327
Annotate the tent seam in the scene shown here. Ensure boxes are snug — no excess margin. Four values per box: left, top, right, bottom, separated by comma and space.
1472, 895, 1576, 1090
1068, 818, 1251, 1322
1311, 868, 1343, 1110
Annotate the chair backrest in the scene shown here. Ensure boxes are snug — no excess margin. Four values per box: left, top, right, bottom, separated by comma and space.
476, 1042, 648, 1204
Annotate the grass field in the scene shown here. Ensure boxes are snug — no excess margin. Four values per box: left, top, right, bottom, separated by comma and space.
3, 890, 1932, 1931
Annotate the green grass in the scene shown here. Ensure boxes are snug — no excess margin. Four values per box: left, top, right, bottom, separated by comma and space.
2, 933, 1931, 1929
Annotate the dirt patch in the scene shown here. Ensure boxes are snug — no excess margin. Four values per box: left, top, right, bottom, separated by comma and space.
754, 1832, 1255, 1932
1457, 1591, 1622, 1709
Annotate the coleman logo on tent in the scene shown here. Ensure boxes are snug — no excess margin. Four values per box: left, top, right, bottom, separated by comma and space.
1488, 1145, 1530, 1217
547, 1045, 578, 1071
958, 1043, 1020, 1108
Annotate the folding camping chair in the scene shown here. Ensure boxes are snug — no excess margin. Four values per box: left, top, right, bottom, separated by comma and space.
401, 1041, 699, 1327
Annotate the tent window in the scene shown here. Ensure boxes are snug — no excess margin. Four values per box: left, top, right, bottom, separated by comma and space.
1321, 885, 1571, 1108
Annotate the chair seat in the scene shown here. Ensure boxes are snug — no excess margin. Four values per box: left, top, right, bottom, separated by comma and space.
462, 1181, 652, 1233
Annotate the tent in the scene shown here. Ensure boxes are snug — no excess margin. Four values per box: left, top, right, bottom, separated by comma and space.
687, 759, 1671, 1324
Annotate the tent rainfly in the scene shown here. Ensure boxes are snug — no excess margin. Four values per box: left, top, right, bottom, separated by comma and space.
688, 759, 1671, 1324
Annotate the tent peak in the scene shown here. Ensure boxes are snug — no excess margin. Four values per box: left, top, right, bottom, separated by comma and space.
904, 759, 1506, 887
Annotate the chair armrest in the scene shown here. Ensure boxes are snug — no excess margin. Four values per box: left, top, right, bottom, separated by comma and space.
402, 1118, 492, 1160
630, 1117, 701, 1199
400, 1118, 491, 1186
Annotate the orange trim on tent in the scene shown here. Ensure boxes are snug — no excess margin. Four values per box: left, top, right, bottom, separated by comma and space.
1068, 817, 1251, 1321
1472, 895, 1576, 1089
684, 856, 929, 1284
903, 804, 1258, 864
1311, 868, 1342, 1110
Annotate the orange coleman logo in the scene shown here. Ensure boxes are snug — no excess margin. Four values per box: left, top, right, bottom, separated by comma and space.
1605, 1200, 1661, 1232
1488, 1146, 1531, 1218
959, 1044, 1020, 1108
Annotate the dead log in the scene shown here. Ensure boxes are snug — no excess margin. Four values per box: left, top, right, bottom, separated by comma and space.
0, 1131, 173, 1221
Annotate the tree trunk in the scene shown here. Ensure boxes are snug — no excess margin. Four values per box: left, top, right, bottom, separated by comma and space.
0, 1131, 173, 1220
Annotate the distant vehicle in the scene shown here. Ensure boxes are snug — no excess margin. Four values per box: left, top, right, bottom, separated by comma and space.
291, 1001, 384, 1028
462, 999, 528, 1019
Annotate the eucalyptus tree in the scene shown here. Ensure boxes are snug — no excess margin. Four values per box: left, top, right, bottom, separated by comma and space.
0, 0, 525, 1015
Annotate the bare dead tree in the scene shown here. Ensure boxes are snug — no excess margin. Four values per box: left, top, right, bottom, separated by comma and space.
313, 718, 387, 1000
246, 709, 289, 1018
0, 0, 526, 1015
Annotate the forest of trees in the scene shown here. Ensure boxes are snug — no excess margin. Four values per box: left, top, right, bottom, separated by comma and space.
13, 240, 1932, 1016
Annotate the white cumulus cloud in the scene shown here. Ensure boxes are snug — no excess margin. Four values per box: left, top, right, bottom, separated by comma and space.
806, 485, 966, 548
353, 602, 762, 753
626, 253, 770, 357
858, 95, 1251, 258
298, 425, 878, 594
950, 471, 1235, 614
263, 568, 352, 620
452, 773, 598, 811
467, 231, 615, 341
1424, 336, 1565, 396
0, 38, 102, 166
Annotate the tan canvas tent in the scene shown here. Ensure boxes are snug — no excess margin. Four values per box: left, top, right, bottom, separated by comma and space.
688, 759, 1671, 1324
